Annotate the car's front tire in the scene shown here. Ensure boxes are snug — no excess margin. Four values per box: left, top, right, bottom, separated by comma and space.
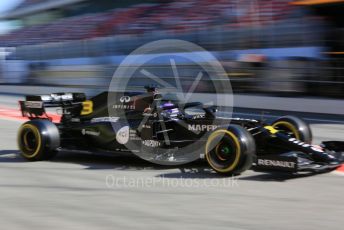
205, 125, 256, 176
272, 116, 312, 144
17, 120, 60, 160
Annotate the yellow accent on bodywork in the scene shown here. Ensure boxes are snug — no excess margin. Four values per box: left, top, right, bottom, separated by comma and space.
264, 126, 279, 134
81, 100, 93, 115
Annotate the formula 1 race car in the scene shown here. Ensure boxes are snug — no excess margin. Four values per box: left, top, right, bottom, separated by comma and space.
17, 87, 344, 175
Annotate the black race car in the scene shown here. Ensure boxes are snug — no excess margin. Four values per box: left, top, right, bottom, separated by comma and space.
17, 88, 344, 175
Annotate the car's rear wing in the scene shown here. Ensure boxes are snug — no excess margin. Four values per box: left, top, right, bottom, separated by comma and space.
19, 92, 87, 120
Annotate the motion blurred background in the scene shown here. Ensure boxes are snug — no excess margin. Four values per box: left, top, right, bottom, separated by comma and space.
0, 0, 343, 97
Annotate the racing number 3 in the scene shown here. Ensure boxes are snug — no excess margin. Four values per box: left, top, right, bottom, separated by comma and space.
81, 100, 93, 115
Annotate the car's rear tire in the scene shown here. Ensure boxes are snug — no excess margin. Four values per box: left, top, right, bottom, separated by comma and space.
272, 116, 312, 144
17, 120, 60, 160
205, 125, 256, 176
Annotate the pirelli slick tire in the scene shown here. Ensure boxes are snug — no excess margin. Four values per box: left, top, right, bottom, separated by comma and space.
205, 125, 256, 176
272, 116, 312, 144
17, 120, 60, 161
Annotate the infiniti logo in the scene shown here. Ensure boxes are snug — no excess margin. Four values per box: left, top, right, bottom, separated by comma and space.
120, 96, 131, 103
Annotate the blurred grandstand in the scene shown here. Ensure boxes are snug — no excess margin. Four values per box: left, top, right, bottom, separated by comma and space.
0, 0, 299, 46
0, 0, 343, 97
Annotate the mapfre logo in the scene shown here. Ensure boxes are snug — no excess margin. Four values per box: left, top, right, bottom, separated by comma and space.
188, 124, 218, 132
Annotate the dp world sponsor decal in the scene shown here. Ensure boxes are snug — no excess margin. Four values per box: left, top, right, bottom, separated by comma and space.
142, 140, 161, 147
81, 129, 100, 136
91, 117, 119, 123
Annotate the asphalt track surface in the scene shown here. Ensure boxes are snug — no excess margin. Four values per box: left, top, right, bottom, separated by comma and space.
0, 94, 344, 230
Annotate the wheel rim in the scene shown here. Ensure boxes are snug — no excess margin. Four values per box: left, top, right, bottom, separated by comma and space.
18, 124, 41, 158
205, 129, 241, 173
215, 143, 234, 161
23, 130, 37, 151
